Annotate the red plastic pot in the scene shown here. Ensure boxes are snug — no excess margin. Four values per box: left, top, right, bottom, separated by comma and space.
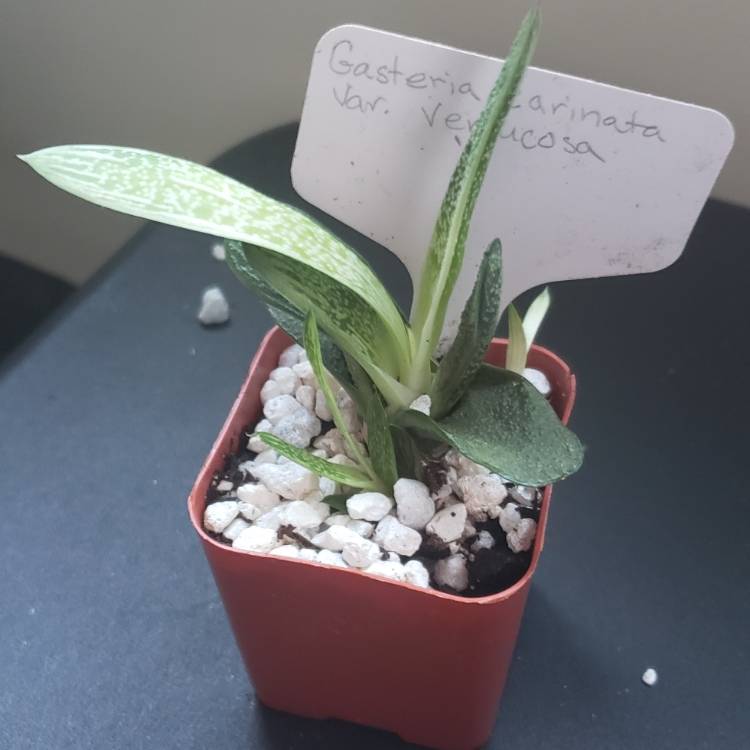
188, 326, 577, 750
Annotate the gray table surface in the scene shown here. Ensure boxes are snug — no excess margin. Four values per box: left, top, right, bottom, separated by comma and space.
1, 124, 748, 749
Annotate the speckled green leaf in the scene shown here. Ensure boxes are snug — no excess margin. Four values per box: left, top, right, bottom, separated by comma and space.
431, 239, 502, 418
224, 240, 356, 396
395, 363, 583, 486
19, 145, 410, 368
257, 433, 376, 488
364, 389, 398, 491
410, 10, 540, 386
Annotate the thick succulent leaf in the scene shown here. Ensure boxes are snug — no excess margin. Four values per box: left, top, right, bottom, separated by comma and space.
505, 304, 527, 374
303, 312, 372, 474
522, 286, 551, 349
363, 389, 398, 491
431, 239, 502, 418
19, 145, 410, 366
225, 240, 358, 401
394, 364, 583, 486
409, 9, 540, 383
257, 433, 376, 489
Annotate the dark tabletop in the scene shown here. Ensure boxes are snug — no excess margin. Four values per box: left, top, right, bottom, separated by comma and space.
1, 124, 748, 750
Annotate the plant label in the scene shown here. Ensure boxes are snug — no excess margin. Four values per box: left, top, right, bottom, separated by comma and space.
293, 24, 734, 343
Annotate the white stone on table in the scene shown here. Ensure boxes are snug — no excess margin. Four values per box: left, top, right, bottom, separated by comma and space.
222, 517, 250, 541
270, 408, 321, 448
374, 516, 422, 557
365, 560, 406, 582
347, 492, 393, 522
237, 483, 281, 513
498, 503, 522, 533
252, 461, 319, 500
341, 536, 382, 568
197, 286, 230, 326
471, 530, 496, 552
507, 518, 537, 553
394, 478, 435, 530
311, 524, 364, 552
522, 367, 552, 397
404, 560, 430, 588
247, 419, 272, 452
426, 504, 467, 544
269, 544, 301, 559
434, 554, 469, 591
263, 394, 302, 424
457, 474, 508, 522
295, 384, 315, 411
279, 500, 324, 530
203, 500, 239, 533
316, 549, 348, 568
408, 394, 432, 415
211, 242, 226, 261
279, 343, 305, 368
642, 668, 658, 686
232, 526, 279, 553
269, 366, 300, 396
314, 389, 333, 421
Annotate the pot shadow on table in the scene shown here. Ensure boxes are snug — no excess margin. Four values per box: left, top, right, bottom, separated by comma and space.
241, 586, 609, 750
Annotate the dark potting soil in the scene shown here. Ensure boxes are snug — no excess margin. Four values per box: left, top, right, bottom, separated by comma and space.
204, 423, 539, 598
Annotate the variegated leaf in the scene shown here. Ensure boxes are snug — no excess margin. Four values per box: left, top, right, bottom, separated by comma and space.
505, 303, 527, 374
409, 10, 540, 389
19, 145, 410, 367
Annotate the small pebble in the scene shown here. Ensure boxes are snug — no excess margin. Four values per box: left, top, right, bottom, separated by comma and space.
394, 478, 435, 530
347, 492, 393, 522
232, 526, 279, 553
341, 536, 382, 568
269, 544, 301, 559
216, 480, 233, 493
279, 500, 323, 530
522, 367, 552, 397
211, 242, 226, 261
252, 462, 319, 500
404, 560, 430, 588
247, 420, 272, 452
642, 668, 658, 686
236, 483, 281, 513
295, 384, 315, 411
312, 524, 364, 552
316, 549, 348, 568
222, 517, 250, 541
374, 515, 422, 556
457, 474, 508, 521
507, 518, 537, 553
279, 344, 305, 368
365, 560, 406, 582
434, 554, 469, 592
197, 286, 230, 326
263, 394, 301, 424
426, 504, 467, 544
269, 366, 300, 395
471, 530, 496, 552
408, 394, 432, 415
203, 500, 239, 533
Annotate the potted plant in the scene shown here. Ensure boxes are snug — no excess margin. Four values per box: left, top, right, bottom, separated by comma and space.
20, 10, 585, 748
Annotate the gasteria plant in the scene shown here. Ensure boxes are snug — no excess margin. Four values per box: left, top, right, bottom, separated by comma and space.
19, 9, 584, 497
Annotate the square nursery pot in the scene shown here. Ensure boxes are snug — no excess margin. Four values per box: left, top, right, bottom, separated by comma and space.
188, 326, 577, 750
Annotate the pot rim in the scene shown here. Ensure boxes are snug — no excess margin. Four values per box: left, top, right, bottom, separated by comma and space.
188, 326, 576, 606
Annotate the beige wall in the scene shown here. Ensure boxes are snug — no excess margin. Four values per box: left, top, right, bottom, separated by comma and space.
1, 0, 747, 284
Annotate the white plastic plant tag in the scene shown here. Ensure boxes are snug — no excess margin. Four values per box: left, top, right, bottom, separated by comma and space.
292, 25, 734, 345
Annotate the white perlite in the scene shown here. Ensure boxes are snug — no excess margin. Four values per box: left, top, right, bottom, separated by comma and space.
507, 518, 537, 553
279, 343, 305, 368
237, 483, 280, 513
374, 515, 422, 556
269, 366, 300, 395
426, 504, 467, 544
434, 554, 469, 591
394, 478, 435, 530
522, 367, 552, 397
216, 480, 233, 493
278, 500, 323, 530
232, 526, 278, 553
471, 530, 496, 552
347, 492, 393, 522
445, 449, 490, 477
365, 560, 406, 582
247, 420, 272, 452
316, 549, 348, 568
210, 242, 226, 261
252, 462, 319, 500
642, 668, 658, 686
457, 474, 507, 521
312, 524, 364, 552
408, 394, 432, 415
341, 536, 382, 568
404, 560, 430, 588
203, 501, 239, 533
295, 384, 315, 411
222, 517, 250, 541
263, 394, 302, 424
509, 485, 538, 507
197, 286, 230, 326
270, 408, 321, 448
498, 503, 522, 533
269, 544, 300, 559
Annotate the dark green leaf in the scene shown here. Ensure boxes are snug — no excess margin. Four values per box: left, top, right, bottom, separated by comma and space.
394, 363, 583, 486
389, 425, 424, 482
364, 390, 398, 491
431, 239, 502, 418
321, 493, 349, 513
